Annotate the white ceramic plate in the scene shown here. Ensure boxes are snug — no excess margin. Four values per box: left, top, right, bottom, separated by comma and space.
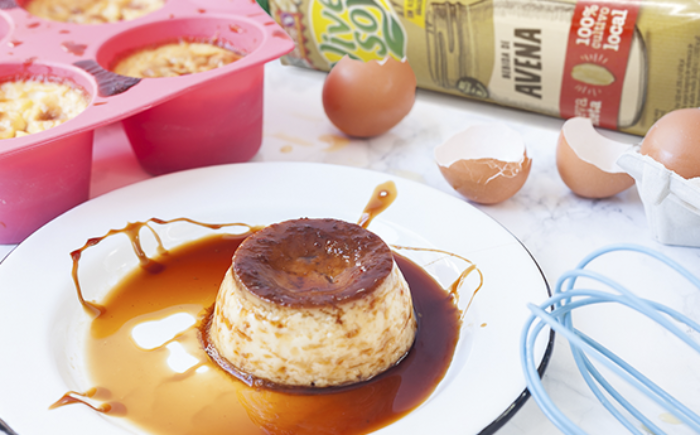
0, 162, 551, 435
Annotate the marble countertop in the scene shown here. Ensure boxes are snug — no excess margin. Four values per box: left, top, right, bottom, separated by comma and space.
2, 61, 699, 434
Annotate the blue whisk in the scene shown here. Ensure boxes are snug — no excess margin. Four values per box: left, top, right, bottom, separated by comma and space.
521, 244, 700, 434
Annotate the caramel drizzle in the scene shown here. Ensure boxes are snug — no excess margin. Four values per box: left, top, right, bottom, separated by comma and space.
70, 217, 260, 318
358, 180, 483, 317
391, 245, 484, 318
57, 182, 483, 426
358, 181, 398, 229
49, 387, 126, 416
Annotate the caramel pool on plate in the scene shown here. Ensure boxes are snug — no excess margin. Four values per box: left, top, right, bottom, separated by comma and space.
73, 231, 461, 435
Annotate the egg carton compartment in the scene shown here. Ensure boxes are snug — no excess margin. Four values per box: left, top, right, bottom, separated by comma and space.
618, 150, 700, 248
0, 0, 294, 243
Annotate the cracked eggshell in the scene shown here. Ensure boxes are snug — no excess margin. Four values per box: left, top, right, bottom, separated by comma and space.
435, 124, 531, 205
556, 117, 636, 199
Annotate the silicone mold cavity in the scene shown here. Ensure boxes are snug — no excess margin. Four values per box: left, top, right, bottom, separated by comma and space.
97, 16, 267, 174
96, 16, 264, 68
0, 0, 294, 243
122, 64, 265, 174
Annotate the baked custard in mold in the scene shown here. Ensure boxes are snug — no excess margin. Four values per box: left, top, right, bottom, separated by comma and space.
25, 0, 165, 24
112, 41, 243, 78
0, 79, 89, 139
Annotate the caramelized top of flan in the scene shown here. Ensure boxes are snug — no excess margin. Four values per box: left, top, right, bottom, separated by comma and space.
233, 218, 394, 307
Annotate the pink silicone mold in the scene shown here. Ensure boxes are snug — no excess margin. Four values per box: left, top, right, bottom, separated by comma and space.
0, 0, 294, 243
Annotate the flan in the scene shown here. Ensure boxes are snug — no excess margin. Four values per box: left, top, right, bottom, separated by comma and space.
207, 218, 417, 388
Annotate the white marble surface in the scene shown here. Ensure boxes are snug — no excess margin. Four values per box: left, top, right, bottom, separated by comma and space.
2, 61, 699, 434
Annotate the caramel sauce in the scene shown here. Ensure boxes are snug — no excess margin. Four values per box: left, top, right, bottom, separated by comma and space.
54, 183, 480, 434
358, 180, 398, 228
69, 218, 259, 318
60, 233, 460, 435
36, 106, 61, 121
392, 244, 484, 313
50, 388, 126, 416
319, 133, 350, 152
272, 132, 312, 146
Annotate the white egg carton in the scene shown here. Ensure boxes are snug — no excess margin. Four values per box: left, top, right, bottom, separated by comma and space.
618, 150, 700, 248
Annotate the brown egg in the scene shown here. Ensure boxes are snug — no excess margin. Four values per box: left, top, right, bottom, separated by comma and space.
435, 124, 531, 205
640, 108, 700, 179
322, 56, 416, 138
556, 117, 635, 199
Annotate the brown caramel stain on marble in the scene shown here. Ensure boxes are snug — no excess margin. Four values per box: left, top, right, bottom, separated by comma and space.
319, 134, 350, 152
271, 133, 313, 147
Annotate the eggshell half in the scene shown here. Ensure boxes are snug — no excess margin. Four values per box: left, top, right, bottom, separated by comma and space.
556, 117, 635, 199
435, 124, 531, 204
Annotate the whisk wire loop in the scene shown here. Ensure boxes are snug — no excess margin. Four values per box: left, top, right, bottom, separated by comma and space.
520, 244, 700, 434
